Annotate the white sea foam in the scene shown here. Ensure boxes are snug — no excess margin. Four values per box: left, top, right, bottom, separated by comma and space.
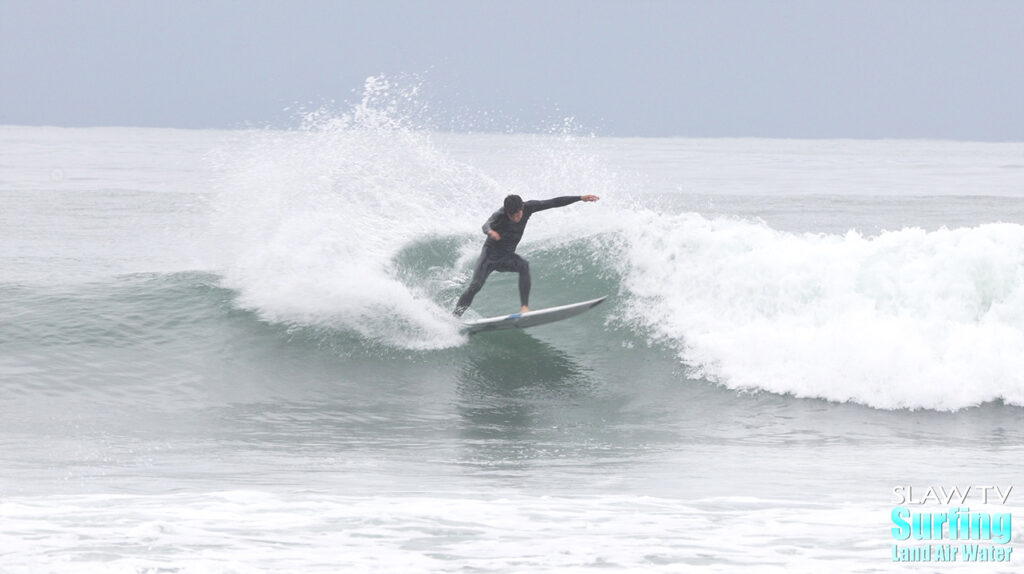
616, 211, 1024, 410
207, 79, 494, 348
6, 491, 995, 574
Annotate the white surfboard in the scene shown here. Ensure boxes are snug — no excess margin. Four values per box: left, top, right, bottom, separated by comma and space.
459, 296, 607, 335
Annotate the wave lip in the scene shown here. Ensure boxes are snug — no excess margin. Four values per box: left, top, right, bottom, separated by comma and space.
618, 212, 1024, 411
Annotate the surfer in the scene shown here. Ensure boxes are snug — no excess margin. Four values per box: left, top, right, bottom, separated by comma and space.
453, 194, 600, 317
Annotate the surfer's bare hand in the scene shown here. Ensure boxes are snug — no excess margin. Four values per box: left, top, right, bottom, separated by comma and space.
488, 229, 501, 240
581, 195, 600, 202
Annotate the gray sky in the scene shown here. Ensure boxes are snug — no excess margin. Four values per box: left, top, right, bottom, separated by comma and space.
2, 0, 1022, 139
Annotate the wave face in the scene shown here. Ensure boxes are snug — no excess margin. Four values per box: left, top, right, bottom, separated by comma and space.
6, 220, 1022, 414
17, 78, 1012, 411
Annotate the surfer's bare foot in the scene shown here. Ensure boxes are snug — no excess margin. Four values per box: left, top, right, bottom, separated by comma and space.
521, 305, 529, 314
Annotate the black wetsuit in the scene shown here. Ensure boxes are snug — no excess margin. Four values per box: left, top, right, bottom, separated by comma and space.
454, 196, 582, 317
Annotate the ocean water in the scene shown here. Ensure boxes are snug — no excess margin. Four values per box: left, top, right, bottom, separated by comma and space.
3, 106, 1024, 572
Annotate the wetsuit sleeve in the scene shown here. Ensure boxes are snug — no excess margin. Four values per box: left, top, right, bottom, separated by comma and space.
482, 209, 504, 234
524, 196, 581, 214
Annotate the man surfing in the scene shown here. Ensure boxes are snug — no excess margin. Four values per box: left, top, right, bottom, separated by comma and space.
453, 194, 600, 317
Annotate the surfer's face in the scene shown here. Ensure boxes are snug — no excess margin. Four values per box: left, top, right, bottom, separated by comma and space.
508, 209, 523, 223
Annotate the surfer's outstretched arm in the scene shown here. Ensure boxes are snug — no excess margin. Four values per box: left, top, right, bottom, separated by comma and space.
525, 195, 600, 213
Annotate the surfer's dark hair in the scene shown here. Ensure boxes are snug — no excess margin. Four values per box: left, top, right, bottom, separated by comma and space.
504, 194, 524, 214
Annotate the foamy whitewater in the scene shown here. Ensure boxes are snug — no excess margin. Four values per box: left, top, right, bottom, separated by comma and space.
3, 87, 1024, 572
